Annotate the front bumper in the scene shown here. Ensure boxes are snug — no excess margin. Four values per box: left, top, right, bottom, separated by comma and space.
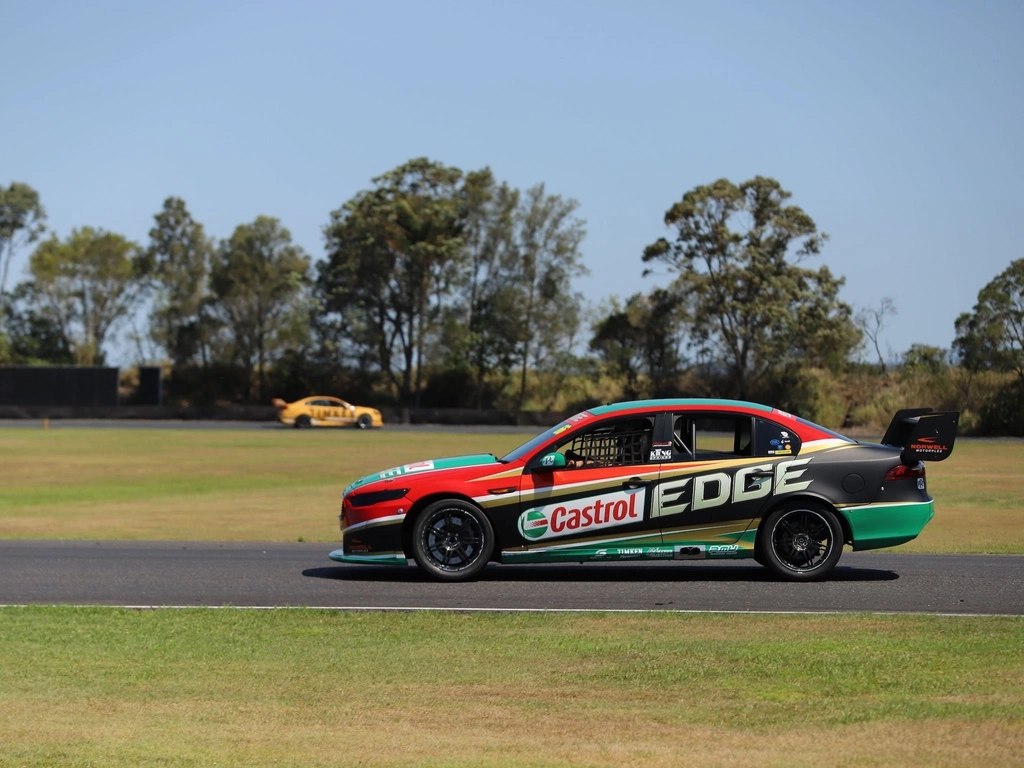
328, 550, 409, 566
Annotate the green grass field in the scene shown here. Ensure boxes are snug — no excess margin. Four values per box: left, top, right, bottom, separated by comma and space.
0, 608, 1021, 767
2, 425, 1022, 766
0, 426, 1021, 551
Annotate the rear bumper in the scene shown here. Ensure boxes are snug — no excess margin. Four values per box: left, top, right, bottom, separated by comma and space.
838, 500, 935, 551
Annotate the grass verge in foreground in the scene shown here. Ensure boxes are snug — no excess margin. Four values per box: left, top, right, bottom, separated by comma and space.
0, 608, 1021, 767
0, 427, 1021, 552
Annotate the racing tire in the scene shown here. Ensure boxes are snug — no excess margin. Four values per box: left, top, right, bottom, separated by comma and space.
411, 499, 494, 582
294, 415, 312, 429
759, 500, 843, 581
356, 414, 373, 429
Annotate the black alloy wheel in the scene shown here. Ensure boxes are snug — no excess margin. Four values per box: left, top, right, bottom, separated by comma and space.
411, 499, 494, 581
760, 502, 843, 581
294, 414, 312, 429
356, 414, 372, 429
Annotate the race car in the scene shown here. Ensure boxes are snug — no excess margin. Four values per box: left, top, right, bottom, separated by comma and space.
272, 396, 383, 429
329, 399, 958, 581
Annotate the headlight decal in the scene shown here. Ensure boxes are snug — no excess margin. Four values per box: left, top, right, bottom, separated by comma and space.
348, 488, 410, 508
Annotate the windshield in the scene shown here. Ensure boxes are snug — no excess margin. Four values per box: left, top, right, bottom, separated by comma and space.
501, 411, 593, 463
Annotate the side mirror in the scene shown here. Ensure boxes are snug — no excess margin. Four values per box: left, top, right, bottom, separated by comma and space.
536, 452, 567, 471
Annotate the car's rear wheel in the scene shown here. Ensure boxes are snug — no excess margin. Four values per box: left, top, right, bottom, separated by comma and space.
356, 414, 372, 429
412, 499, 494, 581
760, 501, 843, 581
294, 414, 312, 429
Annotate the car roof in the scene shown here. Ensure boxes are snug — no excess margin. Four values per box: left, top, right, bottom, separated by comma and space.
590, 398, 774, 416
584, 398, 849, 443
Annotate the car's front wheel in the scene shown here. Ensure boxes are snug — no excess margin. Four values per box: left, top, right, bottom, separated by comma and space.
411, 499, 494, 581
356, 414, 372, 429
759, 501, 843, 581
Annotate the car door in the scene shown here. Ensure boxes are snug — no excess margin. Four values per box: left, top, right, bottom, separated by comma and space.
651, 411, 775, 554
514, 414, 664, 558
306, 399, 330, 423
324, 398, 352, 425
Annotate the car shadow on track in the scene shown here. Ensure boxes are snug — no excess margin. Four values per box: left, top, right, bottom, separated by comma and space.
302, 563, 899, 583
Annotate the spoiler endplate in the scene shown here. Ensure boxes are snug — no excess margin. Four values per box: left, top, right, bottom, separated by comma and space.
881, 408, 959, 463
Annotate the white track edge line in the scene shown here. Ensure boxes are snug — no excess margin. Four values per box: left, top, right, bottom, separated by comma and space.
0, 604, 1018, 618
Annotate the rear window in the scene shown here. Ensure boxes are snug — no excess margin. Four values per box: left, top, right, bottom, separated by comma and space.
789, 415, 856, 444
754, 418, 800, 457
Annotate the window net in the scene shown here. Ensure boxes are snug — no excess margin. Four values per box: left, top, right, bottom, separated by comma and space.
566, 426, 650, 468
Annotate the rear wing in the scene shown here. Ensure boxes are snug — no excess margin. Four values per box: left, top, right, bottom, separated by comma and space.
881, 408, 959, 463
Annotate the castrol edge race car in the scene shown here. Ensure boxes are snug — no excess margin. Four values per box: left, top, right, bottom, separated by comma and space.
330, 399, 958, 581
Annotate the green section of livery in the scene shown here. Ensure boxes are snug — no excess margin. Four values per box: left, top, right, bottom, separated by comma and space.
504, 544, 675, 564
838, 500, 935, 551
661, 526, 759, 549
329, 550, 408, 565
590, 398, 774, 416
344, 453, 498, 494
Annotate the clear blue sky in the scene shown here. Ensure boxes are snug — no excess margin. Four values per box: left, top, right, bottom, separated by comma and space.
3, 0, 1022, 364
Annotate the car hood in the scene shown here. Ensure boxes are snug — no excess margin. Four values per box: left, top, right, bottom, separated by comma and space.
344, 453, 501, 495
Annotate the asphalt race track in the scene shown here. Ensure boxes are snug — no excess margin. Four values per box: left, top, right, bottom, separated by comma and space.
0, 541, 1021, 615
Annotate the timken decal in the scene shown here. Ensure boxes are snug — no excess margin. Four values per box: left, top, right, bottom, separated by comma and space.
518, 488, 645, 541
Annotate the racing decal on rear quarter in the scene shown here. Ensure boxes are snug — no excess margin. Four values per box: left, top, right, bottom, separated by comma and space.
517, 488, 645, 542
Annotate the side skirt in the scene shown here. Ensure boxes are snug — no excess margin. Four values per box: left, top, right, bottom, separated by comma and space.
501, 542, 756, 564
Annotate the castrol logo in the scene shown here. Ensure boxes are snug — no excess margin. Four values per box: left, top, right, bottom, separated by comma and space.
517, 488, 645, 542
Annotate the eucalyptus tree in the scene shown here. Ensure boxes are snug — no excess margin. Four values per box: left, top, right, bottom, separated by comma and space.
501, 184, 588, 411
320, 158, 466, 405
209, 216, 311, 401
642, 176, 859, 399
28, 227, 147, 365
0, 182, 47, 325
144, 197, 215, 365
954, 257, 1024, 385
591, 287, 689, 400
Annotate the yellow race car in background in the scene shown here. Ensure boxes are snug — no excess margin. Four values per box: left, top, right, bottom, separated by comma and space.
272, 396, 384, 429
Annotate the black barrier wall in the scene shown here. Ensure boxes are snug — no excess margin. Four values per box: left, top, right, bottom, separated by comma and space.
0, 366, 119, 407
137, 367, 162, 406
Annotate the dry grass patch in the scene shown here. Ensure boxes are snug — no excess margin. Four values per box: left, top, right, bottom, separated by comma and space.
900, 440, 1024, 553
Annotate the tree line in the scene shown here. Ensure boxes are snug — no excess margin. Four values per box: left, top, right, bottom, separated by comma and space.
1, 162, 1022, 433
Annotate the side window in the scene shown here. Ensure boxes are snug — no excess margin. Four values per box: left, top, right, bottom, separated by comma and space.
675, 415, 753, 459
670, 416, 695, 461
554, 417, 656, 469
754, 418, 800, 457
